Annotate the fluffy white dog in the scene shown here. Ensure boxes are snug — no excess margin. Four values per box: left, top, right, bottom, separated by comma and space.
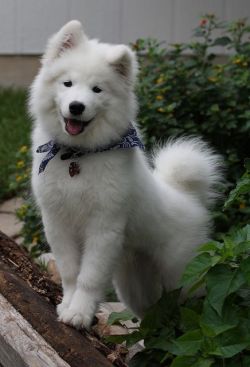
30, 20, 222, 329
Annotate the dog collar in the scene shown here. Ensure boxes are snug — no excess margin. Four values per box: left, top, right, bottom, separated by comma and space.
36, 125, 144, 174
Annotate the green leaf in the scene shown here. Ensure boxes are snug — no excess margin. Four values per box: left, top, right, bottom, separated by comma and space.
129, 349, 166, 367
180, 253, 221, 288
193, 359, 214, 367
211, 343, 249, 358
107, 309, 136, 325
224, 178, 250, 208
125, 331, 144, 348
234, 241, 250, 256
105, 334, 128, 345
180, 307, 200, 331
237, 287, 250, 306
171, 329, 203, 356
231, 225, 250, 244
210, 104, 220, 113
206, 265, 245, 315
105, 330, 143, 348
129, 350, 154, 367
144, 326, 176, 351
200, 299, 239, 337
140, 289, 181, 330
245, 158, 250, 171
243, 356, 250, 367
170, 356, 197, 367
187, 277, 206, 295
211, 319, 250, 358
197, 241, 222, 254
170, 356, 214, 367
212, 36, 232, 46
241, 256, 250, 284
145, 337, 172, 352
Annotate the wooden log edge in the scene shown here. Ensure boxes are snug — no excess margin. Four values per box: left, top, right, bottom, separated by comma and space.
0, 293, 71, 367
0, 231, 127, 367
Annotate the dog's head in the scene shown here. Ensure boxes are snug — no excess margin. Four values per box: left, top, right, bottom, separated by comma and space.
30, 20, 138, 148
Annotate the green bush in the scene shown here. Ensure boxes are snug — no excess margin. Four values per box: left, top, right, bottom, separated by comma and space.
133, 15, 250, 185
0, 88, 29, 200
106, 165, 250, 366
9, 146, 48, 258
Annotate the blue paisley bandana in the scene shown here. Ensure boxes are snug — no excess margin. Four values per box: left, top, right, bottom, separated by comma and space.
36, 125, 144, 174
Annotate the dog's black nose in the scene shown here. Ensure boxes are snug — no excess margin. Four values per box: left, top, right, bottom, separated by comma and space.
69, 101, 85, 115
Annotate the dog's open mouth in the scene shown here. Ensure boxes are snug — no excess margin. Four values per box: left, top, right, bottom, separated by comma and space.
64, 117, 93, 136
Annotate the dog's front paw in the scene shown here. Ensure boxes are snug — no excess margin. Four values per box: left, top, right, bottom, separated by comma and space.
57, 300, 69, 317
58, 289, 97, 330
57, 289, 76, 317
58, 307, 93, 329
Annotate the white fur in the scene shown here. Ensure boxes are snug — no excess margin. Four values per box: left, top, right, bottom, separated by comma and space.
30, 21, 223, 329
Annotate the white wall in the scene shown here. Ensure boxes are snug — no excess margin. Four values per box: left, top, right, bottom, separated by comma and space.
0, 0, 250, 54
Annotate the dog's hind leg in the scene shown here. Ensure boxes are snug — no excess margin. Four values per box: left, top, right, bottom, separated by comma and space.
113, 249, 162, 318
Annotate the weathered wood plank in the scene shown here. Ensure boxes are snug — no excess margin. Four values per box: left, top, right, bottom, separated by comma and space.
0, 270, 114, 367
0, 231, 127, 367
0, 294, 70, 367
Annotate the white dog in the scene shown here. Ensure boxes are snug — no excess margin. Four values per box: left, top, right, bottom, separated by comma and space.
30, 20, 222, 329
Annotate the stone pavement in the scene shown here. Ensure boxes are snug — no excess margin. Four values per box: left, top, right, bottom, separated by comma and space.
0, 197, 23, 239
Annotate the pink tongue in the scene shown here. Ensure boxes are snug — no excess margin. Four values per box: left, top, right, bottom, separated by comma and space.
65, 119, 83, 135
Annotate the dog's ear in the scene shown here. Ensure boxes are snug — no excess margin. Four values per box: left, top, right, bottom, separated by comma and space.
107, 45, 138, 83
43, 20, 87, 63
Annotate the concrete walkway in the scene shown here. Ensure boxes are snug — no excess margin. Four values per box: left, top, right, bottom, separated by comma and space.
0, 197, 23, 239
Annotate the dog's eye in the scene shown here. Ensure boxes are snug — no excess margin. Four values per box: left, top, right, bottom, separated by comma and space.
63, 81, 73, 87
92, 86, 102, 93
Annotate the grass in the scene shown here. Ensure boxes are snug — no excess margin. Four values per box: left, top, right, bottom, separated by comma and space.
0, 88, 30, 201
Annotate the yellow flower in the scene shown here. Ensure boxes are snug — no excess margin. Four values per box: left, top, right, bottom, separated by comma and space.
239, 202, 246, 209
156, 95, 164, 101
233, 57, 242, 65
158, 107, 165, 113
32, 236, 39, 245
19, 145, 28, 153
18, 204, 28, 217
17, 160, 25, 168
16, 175, 22, 182
22, 204, 28, 211
156, 77, 164, 85
208, 77, 218, 83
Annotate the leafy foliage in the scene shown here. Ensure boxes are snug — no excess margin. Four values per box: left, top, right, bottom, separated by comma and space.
132, 15, 250, 231
0, 88, 29, 200
134, 15, 250, 180
9, 146, 48, 257
107, 224, 250, 366
224, 158, 250, 209
106, 159, 250, 366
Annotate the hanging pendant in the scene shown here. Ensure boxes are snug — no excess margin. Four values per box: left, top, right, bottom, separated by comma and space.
69, 162, 80, 177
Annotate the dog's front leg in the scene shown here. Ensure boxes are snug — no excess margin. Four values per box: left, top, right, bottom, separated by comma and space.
58, 218, 125, 329
41, 211, 81, 317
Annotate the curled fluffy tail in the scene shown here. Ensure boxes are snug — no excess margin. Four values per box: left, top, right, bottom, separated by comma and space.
153, 138, 224, 207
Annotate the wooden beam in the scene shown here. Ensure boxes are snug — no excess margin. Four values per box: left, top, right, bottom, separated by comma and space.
0, 293, 70, 367
0, 231, 127, 367
0, 270, 114, 367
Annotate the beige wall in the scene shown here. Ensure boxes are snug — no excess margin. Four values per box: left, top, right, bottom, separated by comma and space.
0, 0, 249, 87
1, 0, 250, 54
0, 56, 40, 88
